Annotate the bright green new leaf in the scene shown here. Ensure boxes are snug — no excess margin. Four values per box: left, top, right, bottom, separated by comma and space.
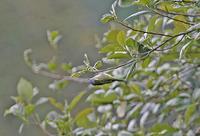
48, 57, 57, 72
101, 14, 115, 24
47, 30, 62, 48
24, 104, 35, 117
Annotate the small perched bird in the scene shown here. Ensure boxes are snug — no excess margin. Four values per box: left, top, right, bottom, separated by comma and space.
89, 73, 126, 85
138, 42, 151, 57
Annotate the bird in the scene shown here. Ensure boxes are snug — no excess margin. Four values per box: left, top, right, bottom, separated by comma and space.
88, 73, 126, 85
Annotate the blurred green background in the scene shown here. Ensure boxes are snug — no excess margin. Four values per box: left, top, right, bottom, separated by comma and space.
0, 0, 116, 135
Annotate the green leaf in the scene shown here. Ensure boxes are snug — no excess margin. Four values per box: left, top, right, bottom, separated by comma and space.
173, 15, 189, 34
61, 63, 72, 71
94, 61, 103, 69
24, 104, 35, 117
147, 15, 158, 32
75, 108, 96, 128
130, 84, 142, 96
48, 97, 64, 111
117, 31, 126, 45
150, 123, 177, 134
126, 38, 137, 47
107, 52, 130, 59
105, 30, 121, 43
87, 91, 117, 105
101, 14, 115, 24
185, 103, 196, 125
50, 31, 59, 41
17, 78, 33, 102
47, 30, 62, 48
142, 57, 151, 68
55, 80, 68, 90
68, 91, 86, 112
179, 41, 192, 60
99, 44, 124, 53
48, 57, 57, 72
118, 0, 133, 7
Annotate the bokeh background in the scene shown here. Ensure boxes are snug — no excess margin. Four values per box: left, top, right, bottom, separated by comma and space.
0, 0, 135, 135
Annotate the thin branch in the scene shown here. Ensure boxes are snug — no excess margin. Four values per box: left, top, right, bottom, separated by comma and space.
149, 28, 197, 53
94, 59, 135, 73
149, 8, 195, 25
33, 69, 89, 84
156, 34, 185, 51
172, 0, 198, 4
115, 20, 174, 37
156, 8, 200, 17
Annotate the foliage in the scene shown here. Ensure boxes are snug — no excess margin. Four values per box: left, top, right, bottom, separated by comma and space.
5, 0, 200, 136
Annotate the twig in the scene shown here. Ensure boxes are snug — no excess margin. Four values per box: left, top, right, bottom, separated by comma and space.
94, 59, 135, 73
149, 8, 195, 25
149, 28, 197, 53
172, 0, 198, 4
115, 20, 174, 37
156, 8, 200, 17
156, 34, 185, 51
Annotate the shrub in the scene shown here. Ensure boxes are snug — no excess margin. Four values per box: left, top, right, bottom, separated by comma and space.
5, 0, 200, 136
